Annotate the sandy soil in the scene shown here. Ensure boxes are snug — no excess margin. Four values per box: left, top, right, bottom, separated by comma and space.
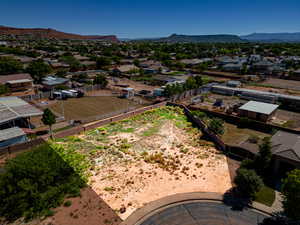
4, 108, 232, 225
88, 120, 232, 220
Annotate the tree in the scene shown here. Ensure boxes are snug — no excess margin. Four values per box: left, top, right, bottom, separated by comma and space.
41, 109, 56, 138
282, 169, 300, 220
26, 60, 52, 82
133, 59, 140, 67
184, 76, 198, 90
0, 84, 9, 95
255, 137, 273, 176
208, 118, 225, 135
194, 75, 203, 87
93, 74, 108, 88
234, 168, 263, 199
96, 56, 111, 69
0, 56, 23, 75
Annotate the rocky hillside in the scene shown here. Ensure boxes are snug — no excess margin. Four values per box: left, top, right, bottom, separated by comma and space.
0, 26, 119, 42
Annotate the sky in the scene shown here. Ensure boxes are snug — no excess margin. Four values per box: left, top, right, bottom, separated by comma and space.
1, 0, 300, 39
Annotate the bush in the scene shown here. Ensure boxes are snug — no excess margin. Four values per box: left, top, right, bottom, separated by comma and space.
191, 111, 207, 119
234, 168, 263, 199
0, 143, 89, 221
63, 200, 72, 207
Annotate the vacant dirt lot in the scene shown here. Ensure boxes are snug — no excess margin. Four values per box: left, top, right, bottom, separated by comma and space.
46, 96, 145, 122
57, 107, 232, 221
262, 78, 300, 92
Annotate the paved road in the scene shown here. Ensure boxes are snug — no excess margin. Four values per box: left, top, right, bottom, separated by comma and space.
138, 201, 267, 225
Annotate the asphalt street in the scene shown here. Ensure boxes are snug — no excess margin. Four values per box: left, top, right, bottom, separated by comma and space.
138, 202, 267, 225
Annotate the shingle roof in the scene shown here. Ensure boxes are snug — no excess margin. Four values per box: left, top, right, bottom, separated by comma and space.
239, 101, 279, 115
271, 131, 300, 162
0, 96, 43, 124
0, 127, 25, 142
0, 73, 33, 84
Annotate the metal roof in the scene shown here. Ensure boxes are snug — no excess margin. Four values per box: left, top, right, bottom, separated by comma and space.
0, 127, 25, 142
0, 97, 43, 124
239, 101, 279, 115
212, 85, 300, 102
42, 76, 69, 86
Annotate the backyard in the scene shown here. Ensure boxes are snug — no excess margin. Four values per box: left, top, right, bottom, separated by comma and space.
46, 96, 147, 122
222, 122, 271, 146
55, 106, 233, 220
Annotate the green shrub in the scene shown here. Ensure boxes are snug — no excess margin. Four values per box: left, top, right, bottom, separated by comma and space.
234, 168, 263, 199
63, 200, 72, 207
0, 143, 89, 221
208, 118, 225, 135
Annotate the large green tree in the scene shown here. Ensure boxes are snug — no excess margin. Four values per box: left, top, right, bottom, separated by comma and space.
41, 108, 56, 138
234, 168, 263, 199
0, 56, 23, 75
282, 169, 300, 220
26, 60, 52, 82
255, 137, 273, 176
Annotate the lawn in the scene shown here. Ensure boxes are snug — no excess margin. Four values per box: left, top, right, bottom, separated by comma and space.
254, 185, 276, 207
222, 122, 271, 146
47, 96, 144, 121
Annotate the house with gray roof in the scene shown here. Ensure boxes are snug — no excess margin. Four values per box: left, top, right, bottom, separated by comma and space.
0, 127, 27, 148
271, 131, 300, 175
42, 76, 70, 90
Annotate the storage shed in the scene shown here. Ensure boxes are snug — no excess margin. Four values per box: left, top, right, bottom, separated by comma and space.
238, 101, 279, 122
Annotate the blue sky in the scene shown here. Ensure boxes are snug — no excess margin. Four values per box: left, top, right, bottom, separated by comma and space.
1, 0, 300, 38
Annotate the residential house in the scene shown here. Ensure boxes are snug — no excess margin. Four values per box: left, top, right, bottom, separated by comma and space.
271, 131, 300, 175
0, 127, 27, 148
112, 64, 139, 75
222, 63, 243, 72
0, 73, 33, 94
42, 76, 70, 90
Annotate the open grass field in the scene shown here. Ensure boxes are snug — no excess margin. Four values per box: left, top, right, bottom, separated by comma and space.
222, 122, 271, 146
47, 96, 145, 122
54, 106, 232, 221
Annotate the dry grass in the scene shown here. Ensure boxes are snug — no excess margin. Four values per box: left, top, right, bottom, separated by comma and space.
47, 96, 143, 121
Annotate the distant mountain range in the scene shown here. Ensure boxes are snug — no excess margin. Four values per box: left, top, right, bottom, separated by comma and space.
0, 26, 119, 42
155, 34, 244, 43
240, 32, 300, 42
1, 25, 300, 43
131, 32, 300, 43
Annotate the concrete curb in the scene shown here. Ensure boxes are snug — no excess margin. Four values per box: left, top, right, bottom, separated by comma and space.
121, 192, 272, 225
